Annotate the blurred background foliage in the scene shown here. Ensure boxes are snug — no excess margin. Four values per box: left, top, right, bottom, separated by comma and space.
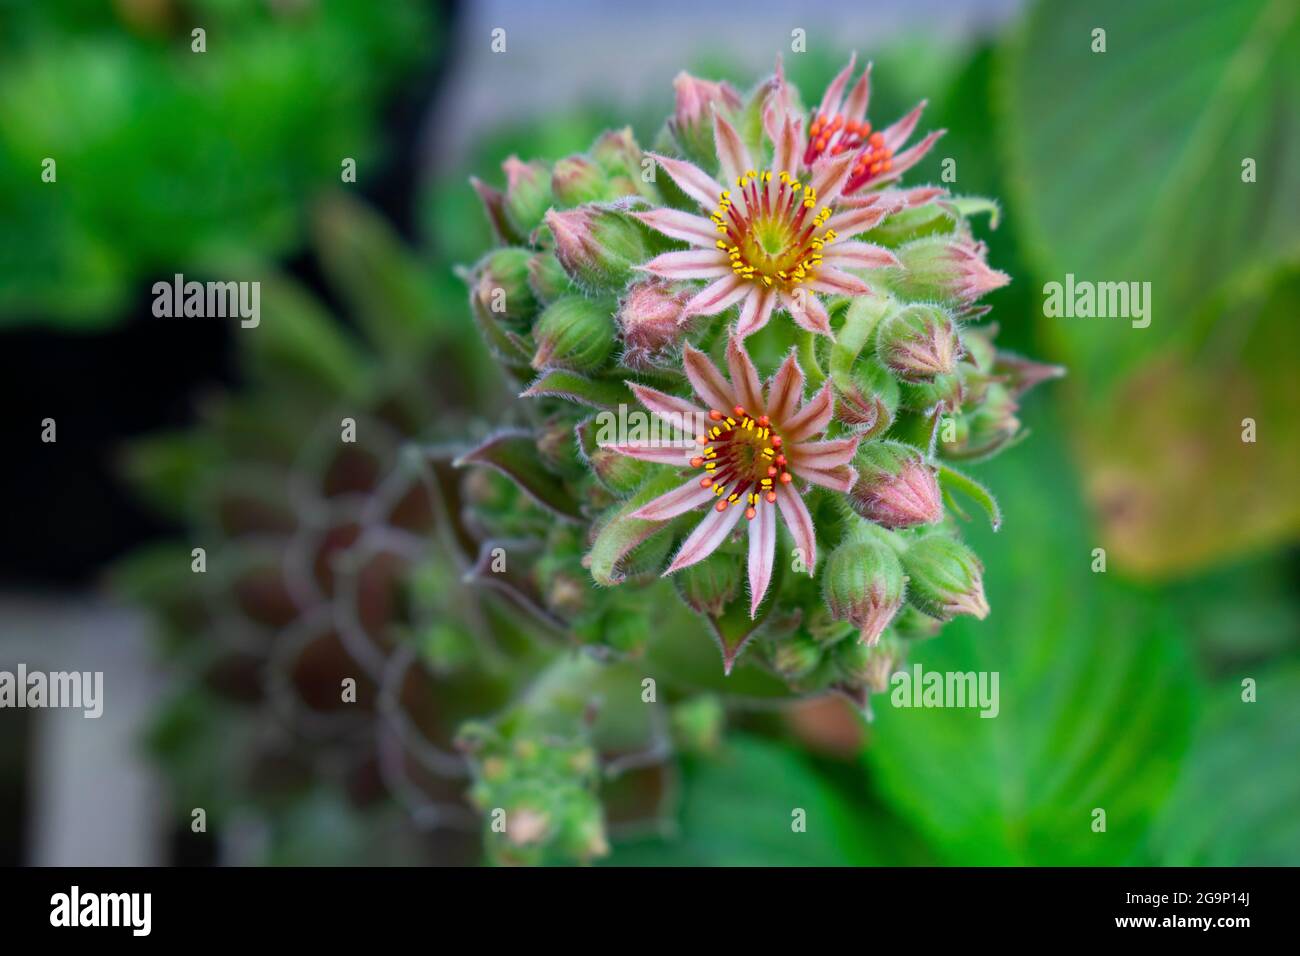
0, 0, 435, 326
3, 0, 1297, 865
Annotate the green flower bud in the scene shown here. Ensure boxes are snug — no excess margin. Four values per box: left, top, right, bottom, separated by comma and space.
898, 370, 964, 412
848, 440, 943, 529
551, 155, 611, 206
675, 549, 741, 617
943, 383, 1021, 462
502, 156, 553, 236
527, 250, 577, 305
865, 199, 958, 248
875, 303, 960, 382
668, 71, 743, 166
773, 632, 822, 682
822, 529, 905, 645
590, 127, 656, 200
835, 635, 903, 694
892, 605, 943, 640
901, 533, 989, 621
531, 295, 616, 372
471, 247, 537, 326
886, 236, 1009, 306
544, 206, 649, 291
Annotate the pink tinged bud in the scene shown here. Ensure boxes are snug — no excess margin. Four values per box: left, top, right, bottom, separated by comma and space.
943, 382, 1022, 461
544, 206, 648, 291
530, 294, 616, 372
875, 303, 960, 382
835, 636, 903, 694
471, 247, 537, 325
888, 236, 1010, 305
669, 71, 744, 164
675, 550, 742, 617
502, 156, 553, 236
551, 155, 611, 206
617, 278, 691, 369
822, 533, 906, 646
773, 633, 823, 683
993, 349, 1067, 399
849, 440, 943, 529
900, 533, 989, 621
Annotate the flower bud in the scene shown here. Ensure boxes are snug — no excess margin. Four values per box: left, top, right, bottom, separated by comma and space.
900, 533, 989, 621
875, 303, 960, 382
527, 250, 577, 305
531, 295, 616, 372
865, 199, 958, 248
502, 156, 553, 236
773, 632, 822, 682
471, 247, 537, 326
590, 127, 655, 199
887, 236, 1010, 305
617, 278, 691, 369
897, 370, 964, 413
849, 441, 943, 529
822, 530, 905, 645
835, 636, 902, 694
892, 605, 943, 640
675, 550, 741, 617
668, 71, 743, 165
943, 382, 1021, 461
544, 206, 648, 291
551, 155, 611, 206
835, 357, 898, 437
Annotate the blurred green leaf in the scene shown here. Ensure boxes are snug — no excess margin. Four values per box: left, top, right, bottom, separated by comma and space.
865, 406, 1199, 864
608, 734, 917, 865
1145, 665, 1300, 865
1000, 0, 1300, 387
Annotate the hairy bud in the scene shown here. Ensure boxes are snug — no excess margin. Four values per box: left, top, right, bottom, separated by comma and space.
876, 303, 960, 382
531, 295, 616, 372
545, 206, 649, 290
849, 441, 943, 529
822, 530, 905, 645
900, 534, 989, 621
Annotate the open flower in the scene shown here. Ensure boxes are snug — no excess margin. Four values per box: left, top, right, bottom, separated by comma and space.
635, 110, 898, 339
601, 339, 858, 617
765, 54, 945, 196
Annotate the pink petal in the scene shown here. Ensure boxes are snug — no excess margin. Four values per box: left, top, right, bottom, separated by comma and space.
601, 443, 695, 465
665, 502, 744, 573
640, 249, 730, 280
682, 274, 751, 318
883, 101, 926, 152
806, 266, 872, 297
713, 112, 753, 185
885, 129, 946, 177
725, 337, 765, 413
734, 284, 776, 338
822, 240, 900, 270
842, 64, 872, 124
633, 478, 714, 522
648, 152, 727, 209
781, 288, 833, 336
762, 55, 795, 144
817, 54, 857, 117
773, 115, 800, 177
796, 463, 858, 493
765, 350, 805, 424
825, 203, 891, 236
776, 482, 817, 573
630, 382, 707, 429
810, 151, 857, 203
634, 208, 719, 247
747, 504, 777, 618
783, 381, 834, 442
787, 436, 859, 469
682, 343, 736, 412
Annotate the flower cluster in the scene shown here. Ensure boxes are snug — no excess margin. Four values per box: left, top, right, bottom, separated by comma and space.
455, 56, 1060, 859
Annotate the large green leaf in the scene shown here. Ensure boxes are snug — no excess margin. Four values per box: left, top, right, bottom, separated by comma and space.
608, 735, 925, 866
999, 0, 1300, 575
1000, 0, 1300, 386
865, 406, 1199, 864
1144, 665, 1300, 865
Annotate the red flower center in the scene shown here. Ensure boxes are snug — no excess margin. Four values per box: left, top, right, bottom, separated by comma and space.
691, 405, 792, 520
805, 112, 893, 190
